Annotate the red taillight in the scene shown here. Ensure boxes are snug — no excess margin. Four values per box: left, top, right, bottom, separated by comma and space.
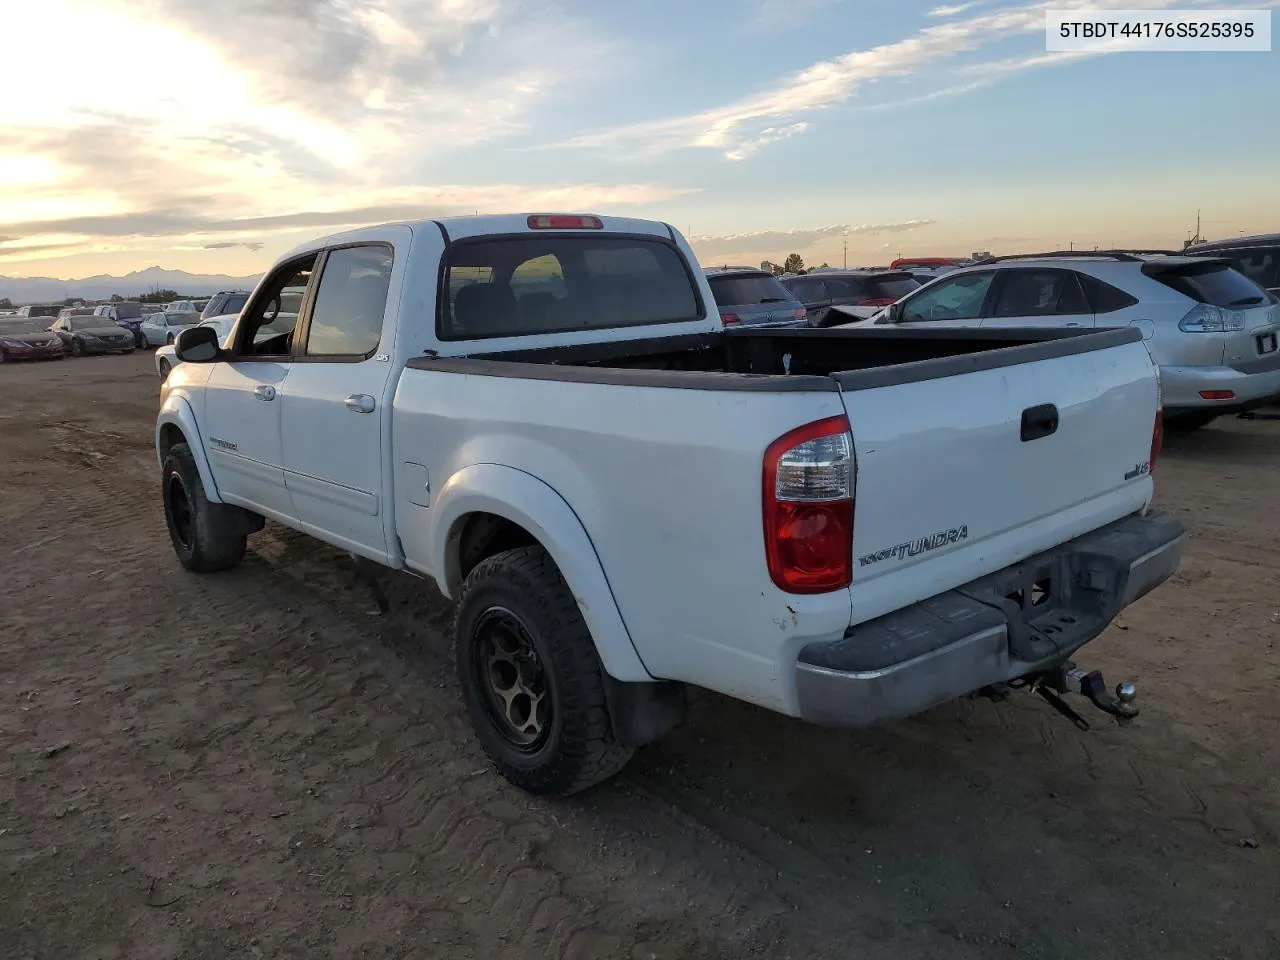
720, 312, 741, 326
792, 307, 807, 321
1198, 389, 1235, 401
763, 416, 855, 594
857, 297, 896, 307
527, 214, 604, 230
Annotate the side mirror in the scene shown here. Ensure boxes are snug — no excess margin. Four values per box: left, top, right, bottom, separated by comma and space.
878, 302, 902, 325
174, 324, 221, 363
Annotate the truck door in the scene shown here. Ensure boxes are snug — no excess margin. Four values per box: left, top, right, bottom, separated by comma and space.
202, 255, 317, 522
278, 241, 402, 563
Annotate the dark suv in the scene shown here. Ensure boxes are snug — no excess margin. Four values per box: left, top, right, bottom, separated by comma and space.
780, 270, 921, 327
1183, 233, 1280, 299
200, 290, 251, 321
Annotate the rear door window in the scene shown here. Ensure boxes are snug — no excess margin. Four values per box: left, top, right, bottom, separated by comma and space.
441, 236, 700, 339
993, 269, 1090, 317
1154, 262, 1268, 307
304, 245, 394, 357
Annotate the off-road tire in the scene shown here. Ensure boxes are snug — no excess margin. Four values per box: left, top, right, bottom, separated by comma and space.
455, 545, 634, 796
162, 442, 247, 572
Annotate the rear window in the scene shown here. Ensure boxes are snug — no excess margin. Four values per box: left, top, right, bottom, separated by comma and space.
866, 274, 919, 301
1153, 262, 1268, 307
708, 273, 794, 307
440, 236, 700, 340
1211, 247, 1280, 291
114, 302, 142, 319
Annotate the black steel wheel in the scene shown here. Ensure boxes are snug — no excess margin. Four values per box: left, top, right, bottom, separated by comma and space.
454, 545, 633, 795
471, 606, 551, 751
161, 441, 248, 572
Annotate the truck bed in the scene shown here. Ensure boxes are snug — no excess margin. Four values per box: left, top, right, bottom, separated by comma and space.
407, 326, 1144, 391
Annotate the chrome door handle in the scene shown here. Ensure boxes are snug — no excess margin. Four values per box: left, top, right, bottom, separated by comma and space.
254, 385, 276, 401
344, 394, 376, 414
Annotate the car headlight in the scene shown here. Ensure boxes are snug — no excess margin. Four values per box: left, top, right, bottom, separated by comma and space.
1177, 305, 1245, 333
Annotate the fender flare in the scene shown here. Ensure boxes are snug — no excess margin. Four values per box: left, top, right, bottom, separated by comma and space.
155, 395, 223, 503
428, 463, 653, 683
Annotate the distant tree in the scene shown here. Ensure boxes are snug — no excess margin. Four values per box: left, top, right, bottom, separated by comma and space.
0, 297, 11, 309
760, 260, 775, 274
110, 293, 124, 302
783, 253, 805, 274
140, 288, 180, 303
819, 262, 830, 269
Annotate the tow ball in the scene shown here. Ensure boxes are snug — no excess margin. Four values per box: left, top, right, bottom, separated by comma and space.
1013, 662, 1139, 731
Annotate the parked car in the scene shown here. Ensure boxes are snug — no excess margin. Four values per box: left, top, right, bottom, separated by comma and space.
16, 304, 63, 319
703, 267, 807, 327
93, 302, 147, 347
838, 251, 1280, 430
155, 213, 1181, 796
140, 310, 200, 346
56, 306, 96, 321
780, 269, 920, 326
163, 300, 202, 314
0, 318, 65, 362
200, 290, 251, 321
48, 314, 136, 356
1183, 233, 1280, 299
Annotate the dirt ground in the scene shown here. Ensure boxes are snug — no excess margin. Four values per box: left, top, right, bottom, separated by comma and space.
1, 352, 1277, 960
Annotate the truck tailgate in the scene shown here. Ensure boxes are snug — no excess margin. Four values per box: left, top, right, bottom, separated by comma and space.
838, 337, 1160, 627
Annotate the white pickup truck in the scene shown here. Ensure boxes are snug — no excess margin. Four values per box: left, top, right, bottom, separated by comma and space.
156, 213, 1185, 795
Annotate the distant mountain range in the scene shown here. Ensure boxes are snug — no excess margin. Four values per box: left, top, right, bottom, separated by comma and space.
0, 266, 262, 304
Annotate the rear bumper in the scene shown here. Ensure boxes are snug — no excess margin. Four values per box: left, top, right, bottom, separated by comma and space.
794, 510, 1186, 727
1160, 350, 1280, 413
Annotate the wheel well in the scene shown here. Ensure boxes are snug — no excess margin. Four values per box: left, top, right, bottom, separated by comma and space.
454, 512, 538, 587
158, 423, 186, 460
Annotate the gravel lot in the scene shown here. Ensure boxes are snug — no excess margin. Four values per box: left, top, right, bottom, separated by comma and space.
2, 352, 1278, 959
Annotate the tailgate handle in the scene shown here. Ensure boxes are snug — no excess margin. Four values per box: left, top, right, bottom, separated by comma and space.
1021, 403, 1059, 442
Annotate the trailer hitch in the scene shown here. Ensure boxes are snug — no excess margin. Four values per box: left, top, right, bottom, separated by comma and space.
1020, 661, 1139, 731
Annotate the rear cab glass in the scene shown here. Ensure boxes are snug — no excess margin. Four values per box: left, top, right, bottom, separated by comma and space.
708, 273, 795, 307
439, 236, 702, 339
1153, 262, 1268, 307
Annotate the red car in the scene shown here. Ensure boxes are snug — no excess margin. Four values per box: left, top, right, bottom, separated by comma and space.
0, 319, 66, 362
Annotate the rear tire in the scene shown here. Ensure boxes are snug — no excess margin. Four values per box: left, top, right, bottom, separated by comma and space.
162, 442, 247, 572
71, 340, 84, 357
454, 545, 634, 796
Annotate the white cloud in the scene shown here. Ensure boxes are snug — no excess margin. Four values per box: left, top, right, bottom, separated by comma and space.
549, 0, 1232, 160
0, 0, 680, 266
928, 2, 987, 16
691, 220, 934, 257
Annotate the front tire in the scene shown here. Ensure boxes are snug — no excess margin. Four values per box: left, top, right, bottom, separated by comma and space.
162, 442, 247, 572
71, 340, 84, 357
454, 545, 634, 796
158, 358, 172, 380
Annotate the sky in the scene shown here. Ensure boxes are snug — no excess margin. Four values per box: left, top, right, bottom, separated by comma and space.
1, 0, 1278, 280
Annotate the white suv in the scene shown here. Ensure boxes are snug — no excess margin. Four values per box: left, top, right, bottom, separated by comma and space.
843, 252, 1280, 430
